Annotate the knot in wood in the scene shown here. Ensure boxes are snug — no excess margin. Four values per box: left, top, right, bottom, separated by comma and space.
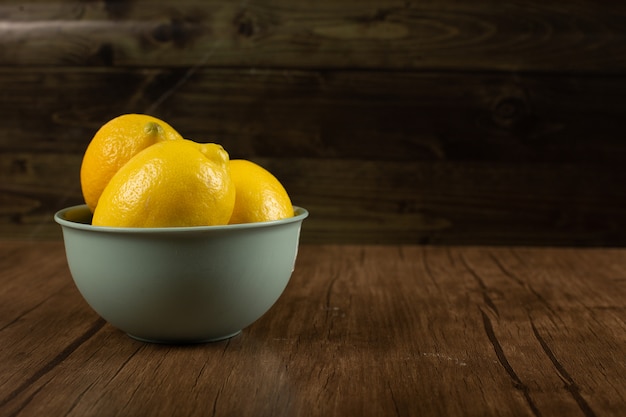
491, 96, 528, 129
151, 17, 203, 47
234, 11, 255, 38
10, 157, 29, 175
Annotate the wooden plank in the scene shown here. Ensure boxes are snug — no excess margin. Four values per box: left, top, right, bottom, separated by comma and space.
1, 67, 626, 244
2, 154, 625, 245
1, 243, 625, 416
272, 159, 626, 245
1, 68, 626, 163
0, 1, 626, 71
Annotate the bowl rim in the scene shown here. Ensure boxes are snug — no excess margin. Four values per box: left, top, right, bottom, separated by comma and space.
54, 204, 309, 234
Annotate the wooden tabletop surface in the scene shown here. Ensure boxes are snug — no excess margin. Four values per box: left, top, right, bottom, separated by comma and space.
1, 241, 624, 417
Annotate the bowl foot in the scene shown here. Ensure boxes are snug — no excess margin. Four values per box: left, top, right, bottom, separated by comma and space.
127, 330, 242, 344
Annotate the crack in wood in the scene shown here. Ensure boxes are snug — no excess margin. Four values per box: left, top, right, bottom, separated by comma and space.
0, 318, 106, 412
106, 344, 144, 384
421, 248, 442, 292
0, 286, 69, 333
461, 255, 500, 317
488, 252, 558, 316
211, 364, 235, 416
387, 380, 402, 417
480, 309, 542, 417
63, 379, 98, 417
530, 320, 598, 417
324, 275, 340, 319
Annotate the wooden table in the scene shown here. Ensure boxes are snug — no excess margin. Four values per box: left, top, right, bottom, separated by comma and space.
1, 241, 624, 416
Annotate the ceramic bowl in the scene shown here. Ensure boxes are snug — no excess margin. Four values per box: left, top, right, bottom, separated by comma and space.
54, 204, 308, 343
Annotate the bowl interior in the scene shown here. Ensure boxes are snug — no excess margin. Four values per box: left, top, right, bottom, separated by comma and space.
55, 204, 309, 232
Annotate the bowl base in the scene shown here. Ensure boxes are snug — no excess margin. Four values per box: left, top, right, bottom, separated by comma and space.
127, 330, 242, 344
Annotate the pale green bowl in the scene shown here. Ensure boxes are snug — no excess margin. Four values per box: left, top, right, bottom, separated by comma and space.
54, 204, 308, 344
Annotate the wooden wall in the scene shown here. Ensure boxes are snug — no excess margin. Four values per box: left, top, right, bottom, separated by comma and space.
2, 0, 626, 245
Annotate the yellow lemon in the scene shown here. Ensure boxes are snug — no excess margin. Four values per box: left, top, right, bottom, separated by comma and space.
92, 140, 235, 228
228, 159, 293, 224
80, 114, 183, 212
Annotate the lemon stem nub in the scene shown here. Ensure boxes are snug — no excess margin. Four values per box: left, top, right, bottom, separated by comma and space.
144, 122, 163, 136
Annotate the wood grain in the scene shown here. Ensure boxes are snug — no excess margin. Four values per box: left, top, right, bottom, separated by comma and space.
1, 242, 624, 416
3, 155, 626, 245
2, 0, 626, 244
1, 1, 626, 72
1, 68, 626, 244
2, 68, 626, 162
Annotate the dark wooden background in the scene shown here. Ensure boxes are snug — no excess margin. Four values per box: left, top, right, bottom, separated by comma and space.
1, 0, 626, 245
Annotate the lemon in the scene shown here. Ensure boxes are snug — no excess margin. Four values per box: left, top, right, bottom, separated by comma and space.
80, 114, 183, 212
92, 140, 235, 228
228, 159, 293, 224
